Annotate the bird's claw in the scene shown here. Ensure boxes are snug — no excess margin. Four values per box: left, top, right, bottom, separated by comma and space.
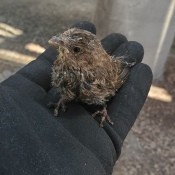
92, 110, 101, 118
48, 98, 67, 117
92, 107, 114, 127
54, 108, 59, 117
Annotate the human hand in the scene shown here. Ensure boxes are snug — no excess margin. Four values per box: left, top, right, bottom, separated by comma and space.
0, 21, 152, 175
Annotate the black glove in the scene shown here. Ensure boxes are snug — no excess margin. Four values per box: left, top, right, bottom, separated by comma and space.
0, 21, 152, 175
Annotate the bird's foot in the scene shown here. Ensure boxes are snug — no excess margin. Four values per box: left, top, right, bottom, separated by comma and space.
48, 98, 67, 116
92, 107, 114, 127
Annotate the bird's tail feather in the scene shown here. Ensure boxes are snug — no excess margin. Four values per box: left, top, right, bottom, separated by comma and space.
117, 55, 137, 81
118, 67, 130, 82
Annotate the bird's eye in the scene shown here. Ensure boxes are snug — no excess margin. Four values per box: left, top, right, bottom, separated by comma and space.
73, 47, 81, 53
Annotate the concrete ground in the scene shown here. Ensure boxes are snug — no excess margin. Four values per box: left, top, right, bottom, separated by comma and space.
0, 0, 175, 174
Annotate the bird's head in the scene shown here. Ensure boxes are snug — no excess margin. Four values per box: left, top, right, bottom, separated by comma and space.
48, 28, 103, 63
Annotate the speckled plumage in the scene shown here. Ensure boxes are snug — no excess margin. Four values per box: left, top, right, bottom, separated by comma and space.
49, 28, 135, 127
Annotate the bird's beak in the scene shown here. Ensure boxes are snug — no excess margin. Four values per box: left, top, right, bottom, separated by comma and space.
48, 36, 64, 47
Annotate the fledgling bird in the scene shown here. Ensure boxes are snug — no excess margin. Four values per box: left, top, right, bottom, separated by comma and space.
48, 28, 135, 127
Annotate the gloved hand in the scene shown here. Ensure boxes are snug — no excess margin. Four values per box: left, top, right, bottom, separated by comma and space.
0, 21, 152, 175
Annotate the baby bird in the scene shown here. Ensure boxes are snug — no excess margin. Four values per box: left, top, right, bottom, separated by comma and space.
48, 28, 135, 127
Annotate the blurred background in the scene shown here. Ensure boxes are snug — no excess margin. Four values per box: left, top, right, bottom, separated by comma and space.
0, 0, 174, 174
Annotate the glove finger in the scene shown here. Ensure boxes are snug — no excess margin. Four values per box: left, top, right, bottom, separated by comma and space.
70, 21, 96, 34
1, 21, 96, 96
101, 33, 127, 55
106, 63, 152, 142
112, 41, 144, 64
